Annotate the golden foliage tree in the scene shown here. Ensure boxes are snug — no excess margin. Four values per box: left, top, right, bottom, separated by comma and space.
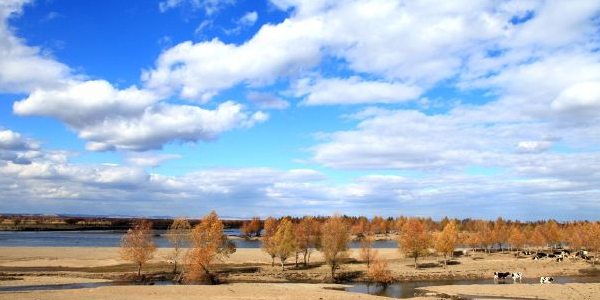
360, 234, 379, 269
295, 216, 320, 266
476, 220, 494, 253
241, 217, 261, 238
120, 219, 156, 277
185, 211, 236, 283
166, 218, 191, 275
434, 221, 458, 266
272, 218, 296, 271
508, 225, 527, 257
367, 259, 394, 285
319, 215, 350, 281
261, 217, 278, 267
399, 218, 431, 269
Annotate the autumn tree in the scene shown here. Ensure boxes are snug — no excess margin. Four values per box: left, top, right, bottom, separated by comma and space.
185, 211, 236, 283
241, 217, 261, 238
261, 217, 278, 267
166, 218, 191, 275
398, 218, 431, 269
367, 260, 394, 286
120, 219, 156, 277
529, 225, 547, 251
508, 225, 527, 257
351, 216, 370, 237
435, 221, 458, 266
295, 216, 320, 266
319, 215, 350, 282
492, 217, 509, 252
476, 220, 494, 253
360, 234, 378, 269
272, 218, 296, 271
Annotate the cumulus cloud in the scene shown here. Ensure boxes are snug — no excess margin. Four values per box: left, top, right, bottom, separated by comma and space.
3, 2, 267, 152
0, 0, 71, 93
551, 81, 600, 118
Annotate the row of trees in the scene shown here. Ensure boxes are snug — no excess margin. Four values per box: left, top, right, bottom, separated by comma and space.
119, 211, 235, 282
120, 214, 600, 284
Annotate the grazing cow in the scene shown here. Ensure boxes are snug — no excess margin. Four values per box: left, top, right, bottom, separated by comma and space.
556, 256, 564, 262
561, 250, 571, 256
494, 272, 511, 282
540, 276, 554, 284
548, 254, 556, 258
522, 250, 533, 255
533, 253, 547, 260
511, 272, 523, 283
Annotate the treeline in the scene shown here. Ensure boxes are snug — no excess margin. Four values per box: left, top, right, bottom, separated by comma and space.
120, 213, 600, 284
0, 215, 243, 231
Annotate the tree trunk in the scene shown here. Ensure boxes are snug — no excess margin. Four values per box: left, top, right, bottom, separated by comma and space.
331, 266, 336, 282
137, 263, 142, 277
444, 254, 447, 268
271, 256, 275, 267
414, 256, 418, 269
281, 259, 285, 271
303, 249, 308, 266
295, 252, 299, 268
173, 260, 177, 275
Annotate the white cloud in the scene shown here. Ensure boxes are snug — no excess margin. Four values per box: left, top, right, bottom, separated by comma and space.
294, 76, 422, 105
0, 129, 38, 151
551, 81, 600, 118
0, 0, 71, 93
239, 11, 257, 26
125, 153, 183, 168
3, 1, 267, 152
158, 0, 234, 15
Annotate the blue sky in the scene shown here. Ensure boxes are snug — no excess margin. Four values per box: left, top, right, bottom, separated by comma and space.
1, 0, 600, 220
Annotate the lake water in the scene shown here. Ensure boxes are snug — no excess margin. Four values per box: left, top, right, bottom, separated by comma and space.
0, 231, 398, 248
346, 276, 600, 298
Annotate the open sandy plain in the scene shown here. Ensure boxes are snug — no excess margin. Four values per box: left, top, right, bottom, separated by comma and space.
0, 247, 598, 299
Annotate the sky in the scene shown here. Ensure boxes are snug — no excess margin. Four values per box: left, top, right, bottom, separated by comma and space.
1, 0, 600, 220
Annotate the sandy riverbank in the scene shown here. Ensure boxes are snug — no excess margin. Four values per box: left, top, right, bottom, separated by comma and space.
420, 282, 600, 300
0, 247, 598, 299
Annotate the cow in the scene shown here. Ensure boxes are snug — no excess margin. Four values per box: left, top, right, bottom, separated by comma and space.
540, 276, 554, 284
533, 252, 547, 260
511, 272, 523, 283
556, 255, 564, 262
522, 250, 533, 255
494, 272, 511, 282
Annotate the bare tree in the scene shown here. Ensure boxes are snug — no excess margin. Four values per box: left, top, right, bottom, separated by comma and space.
319, 215, 350, 282
120, 219, 156, 277
273, 218, 296, 271
261, 217, 278, 267
398, 218, 431, 269
166, 218, 191, 276
185, 211, 236, 283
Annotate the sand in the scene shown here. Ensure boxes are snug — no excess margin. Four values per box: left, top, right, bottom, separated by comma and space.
420, 282, 600, 300
0, 283, 388, 300
0, 247, 598, 299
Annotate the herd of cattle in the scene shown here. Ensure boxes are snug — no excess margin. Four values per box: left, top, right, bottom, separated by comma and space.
526, 249, 592, 262
492, 248, 592, 284
493, 272, 554, 284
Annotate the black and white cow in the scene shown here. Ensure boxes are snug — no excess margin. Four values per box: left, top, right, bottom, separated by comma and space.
540, 276, 554, 284
556, 254, 564, 262
494, 272, 511, 282
511, 272, 523, 283
533, 252, 547, 260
